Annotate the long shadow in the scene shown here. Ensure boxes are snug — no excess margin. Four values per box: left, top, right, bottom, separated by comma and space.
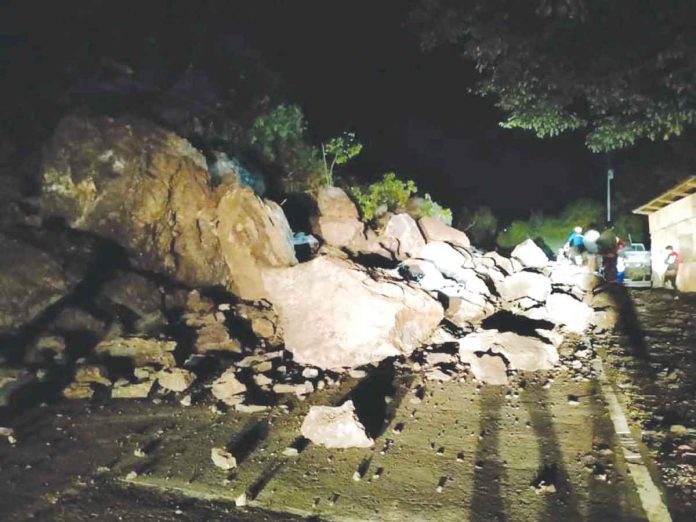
600, 284, 648, 359
522, 383, 582, 522
470, 386, 507, 522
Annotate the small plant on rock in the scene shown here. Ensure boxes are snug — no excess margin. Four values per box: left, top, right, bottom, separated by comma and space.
350, 172, 418, 221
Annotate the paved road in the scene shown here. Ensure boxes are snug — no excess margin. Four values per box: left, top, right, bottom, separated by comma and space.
3, 290, 691, 521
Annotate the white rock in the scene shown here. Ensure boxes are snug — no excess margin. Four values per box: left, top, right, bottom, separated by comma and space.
458, 330, 558, 371
300, 400, 374, 449
302, 368, 320, 379
263, 257, 443, 370
417, 217, 470, 249
466, 353, 509, 385
499, 271, 552, 305
211, 369, 246, 405
211, 447, 237, 470
380, 213, 426, 260
544, 293, 594, 333
511, 239, 549, 269
157, 368, 196, 392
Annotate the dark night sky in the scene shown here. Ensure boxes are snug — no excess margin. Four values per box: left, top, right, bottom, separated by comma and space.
0, 0, 607, 220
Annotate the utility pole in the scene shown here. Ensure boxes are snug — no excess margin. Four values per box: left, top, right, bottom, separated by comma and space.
606, 167, 614, 224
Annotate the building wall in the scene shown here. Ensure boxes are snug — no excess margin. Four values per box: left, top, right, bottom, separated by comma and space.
648, 192, 696, 292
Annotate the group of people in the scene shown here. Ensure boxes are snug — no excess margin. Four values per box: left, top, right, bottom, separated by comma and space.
561, 225, 681, 288
563, 225, 624, 281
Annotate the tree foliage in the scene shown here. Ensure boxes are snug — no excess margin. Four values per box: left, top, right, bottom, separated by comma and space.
321, 132, 363, 186
411, 0, 696, 152
495, 198, 645, 250
245, 104, 324, 193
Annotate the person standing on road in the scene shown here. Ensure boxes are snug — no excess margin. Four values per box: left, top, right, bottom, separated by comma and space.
663, 245, 681, 290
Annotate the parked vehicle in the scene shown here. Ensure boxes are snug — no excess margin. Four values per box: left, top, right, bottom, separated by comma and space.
619, 243, 652, 288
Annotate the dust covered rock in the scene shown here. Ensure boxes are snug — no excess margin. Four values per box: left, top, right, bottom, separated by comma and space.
263, 256, 443, 370
301, 400, 374, 449
458, 329, 558, 371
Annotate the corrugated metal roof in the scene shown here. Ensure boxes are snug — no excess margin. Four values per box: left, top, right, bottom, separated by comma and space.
633, 176, 696, 215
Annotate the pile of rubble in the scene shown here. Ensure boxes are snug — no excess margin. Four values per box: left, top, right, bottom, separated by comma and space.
0, 114, 623, 452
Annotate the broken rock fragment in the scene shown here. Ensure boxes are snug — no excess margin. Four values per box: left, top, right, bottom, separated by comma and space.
111, 377, 155, 399
466, 353, 509, 386
211, 369, 247, 405
95, 337, 176, 368
211, 447, 237, 470
157, 368, 196, 392
75, 365, 111, 386
458, 330, 558, 371
301, 400, 374, 449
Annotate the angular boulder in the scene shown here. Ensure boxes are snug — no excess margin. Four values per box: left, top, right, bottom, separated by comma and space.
458, 329, 558, 371
417, 216, 470, 249
544, 293, 594, 334
379, 214, 426, 260
216, 187, 297, 299
465, 353, 509, 385
301, 401, 374, 449
499, 271, 552, 306
263, 256, 443, 370
211, 368, 246, 405
511, 239, 549, 269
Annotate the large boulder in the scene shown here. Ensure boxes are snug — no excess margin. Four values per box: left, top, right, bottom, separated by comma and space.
498, 271, 552, 307
310, 187, 364, 249
216, 187, 297, 299
379, 214, 426, 260
39, 115, 296, 300
417, 216, 470, 249
544, 293, 594, 333
263, 256, 444, 370
458, 330, 558, 371
300, 401, 374, 449
511, 239, 549, 269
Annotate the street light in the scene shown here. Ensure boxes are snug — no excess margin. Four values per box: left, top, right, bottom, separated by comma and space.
607, 167, 614, 224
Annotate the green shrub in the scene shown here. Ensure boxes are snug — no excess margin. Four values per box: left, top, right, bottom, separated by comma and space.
349, 172, 417, 221
418, 193, 453, 225
496, 220, 533, 249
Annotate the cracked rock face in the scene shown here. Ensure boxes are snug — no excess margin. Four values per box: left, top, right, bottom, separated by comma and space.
263, 256, 443, 370
301, 400, 374, 449
39, 115, 296, 300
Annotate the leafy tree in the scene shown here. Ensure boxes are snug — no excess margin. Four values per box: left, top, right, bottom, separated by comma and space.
321, 132, 363, 186
411, 0, 696, 152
